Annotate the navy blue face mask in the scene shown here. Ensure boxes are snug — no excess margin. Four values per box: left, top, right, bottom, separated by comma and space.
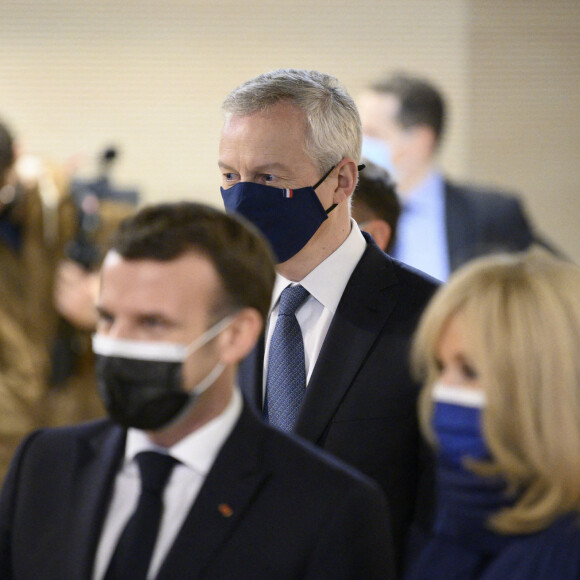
431, 383, 516, 551
432, 383, 488, 467
220, 166, 338, 263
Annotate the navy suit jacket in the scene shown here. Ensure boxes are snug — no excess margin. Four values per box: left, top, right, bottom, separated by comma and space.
444, 180, 536, 272
0, 404, 394, 579
238, 235, 439, 565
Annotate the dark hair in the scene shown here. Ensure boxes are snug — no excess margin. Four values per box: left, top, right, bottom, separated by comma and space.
351, 160, 401, 253
110, 202, 276, 323
370, 72, 446, 145
0, 120, 15, 184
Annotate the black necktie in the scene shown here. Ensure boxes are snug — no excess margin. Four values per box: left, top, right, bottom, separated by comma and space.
104, 451, 177, 580
264, 284, 310, 431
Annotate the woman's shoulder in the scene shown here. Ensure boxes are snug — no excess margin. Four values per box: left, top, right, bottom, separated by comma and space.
482, 513, 580, 579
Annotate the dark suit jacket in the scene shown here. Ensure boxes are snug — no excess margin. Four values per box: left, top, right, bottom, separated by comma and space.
444, 180, 536, 272
0, 404, 394, 580
238, 235, 439, 566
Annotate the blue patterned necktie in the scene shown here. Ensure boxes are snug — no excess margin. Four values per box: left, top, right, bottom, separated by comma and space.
265, 284, 310, 431
104, 451, 177, 580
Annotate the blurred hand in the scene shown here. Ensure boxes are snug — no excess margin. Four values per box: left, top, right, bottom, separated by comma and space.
53, 260, 99, 330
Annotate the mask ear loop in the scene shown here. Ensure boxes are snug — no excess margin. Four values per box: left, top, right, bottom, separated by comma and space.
312, 164, 337, 190
189, 360, 227, 397
184, 314, 236, 357
163, 360, 228, 430
314, 163, 367, 215
310, 165, 338, 215
165, 314, 237, 428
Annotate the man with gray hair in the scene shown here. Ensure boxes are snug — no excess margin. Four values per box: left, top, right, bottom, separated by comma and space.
219, 68, 439, 569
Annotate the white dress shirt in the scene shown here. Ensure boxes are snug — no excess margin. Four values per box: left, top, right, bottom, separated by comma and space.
264, 219, 367, 394
93, 387, 243, 580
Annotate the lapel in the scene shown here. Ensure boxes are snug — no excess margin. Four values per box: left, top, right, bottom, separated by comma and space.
67, 422, 126, 579
157, 405, 270, 579
444, 180, 477, 272
294, 237, 400, 443
237, 333, 264, 412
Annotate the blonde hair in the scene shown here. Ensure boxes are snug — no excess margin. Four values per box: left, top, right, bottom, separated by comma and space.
412, 250, 580, 534
222, 69, 362, 173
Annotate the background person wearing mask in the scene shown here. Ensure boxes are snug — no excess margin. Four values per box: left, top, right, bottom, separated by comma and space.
0, 202, 394, 580
0, 118, 135, 484
406, 250, 580, 578
220, 68, 439, 569
358, 72, 546, 281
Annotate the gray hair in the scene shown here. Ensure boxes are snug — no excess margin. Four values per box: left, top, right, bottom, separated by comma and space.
222, 69, 362, 173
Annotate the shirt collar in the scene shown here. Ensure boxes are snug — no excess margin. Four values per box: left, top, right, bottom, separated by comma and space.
403, 170, 445, 213
270, 219, 366, 316
125, 386, 243, 476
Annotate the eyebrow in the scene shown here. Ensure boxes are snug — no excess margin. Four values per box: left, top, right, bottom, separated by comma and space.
218, 161, 291, 174
95, 305, 174, 324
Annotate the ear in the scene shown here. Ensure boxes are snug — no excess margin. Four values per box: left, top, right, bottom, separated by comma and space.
216, 308, 263, 365
332, 158, 358, 205
359, 219, 392, 253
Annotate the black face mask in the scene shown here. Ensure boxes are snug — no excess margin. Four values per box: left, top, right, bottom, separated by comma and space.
92, 317, 232, 431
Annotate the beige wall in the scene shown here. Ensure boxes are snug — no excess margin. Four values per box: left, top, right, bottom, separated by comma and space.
468, 0, 580, 260
2, 0, 578, 260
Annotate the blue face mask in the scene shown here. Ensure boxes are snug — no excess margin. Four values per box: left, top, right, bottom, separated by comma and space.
361, 135, 397, 179
220, 166, 337, 263
432, 382, 488, 466
430, 383, 515, 549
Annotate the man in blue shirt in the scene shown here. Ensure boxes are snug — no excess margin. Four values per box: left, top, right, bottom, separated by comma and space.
358, 72, 541, 281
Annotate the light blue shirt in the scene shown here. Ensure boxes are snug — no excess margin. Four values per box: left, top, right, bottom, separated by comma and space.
391, 171, 450, 282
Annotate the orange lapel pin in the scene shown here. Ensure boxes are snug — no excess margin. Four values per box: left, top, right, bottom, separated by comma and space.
218, 503, 234, 517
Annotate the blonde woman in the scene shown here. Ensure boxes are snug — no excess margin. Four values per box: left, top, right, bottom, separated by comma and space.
405, 250, 580, 579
